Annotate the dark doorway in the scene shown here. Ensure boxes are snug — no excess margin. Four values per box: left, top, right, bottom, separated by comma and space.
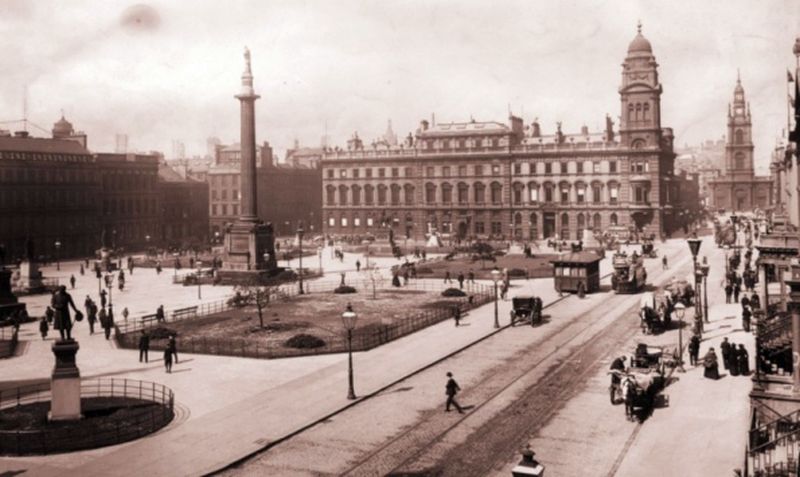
543, 212, 556, 239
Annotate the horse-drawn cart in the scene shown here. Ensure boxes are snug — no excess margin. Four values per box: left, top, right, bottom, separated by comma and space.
509, 295, 543, 327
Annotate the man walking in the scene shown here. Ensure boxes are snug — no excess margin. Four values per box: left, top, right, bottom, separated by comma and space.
468, 270, 475, 284
688, 333, 701, 366
69, 274, 76, 289
662, 255, 668, 270
168, 335, 179, 363
356, 260, 361, 272
445, 372, 464, 414
444, 271, 452, 284
453, 305, 461, 327
720, 337, 732, 371
138, 330, 150, 363
87, 300, 97, 335
457, 272, 465, 290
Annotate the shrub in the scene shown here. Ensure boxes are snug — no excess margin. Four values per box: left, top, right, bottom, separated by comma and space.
285, 334, 326, 349
441, 288, 467, 297
148, 327, 177, 340
508, 268, 527, 277
334, 285, 357, 294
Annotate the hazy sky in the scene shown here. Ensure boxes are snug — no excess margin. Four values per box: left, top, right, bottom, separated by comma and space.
1, 0, 798, 172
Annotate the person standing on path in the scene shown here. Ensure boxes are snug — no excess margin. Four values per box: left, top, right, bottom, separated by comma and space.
457, 272, 465, 290
742, 305, 752, 333
724, 281, 733, 304
156, 305, 165, 323
720, 338, 732, 371
733, 280, 741, 303
79, 264, 84, 276
445, 372, 464, 413
729, 342, 740, 376
87, 301, 97, 335
39, 316, 49, 340
69, 274, 76, 289
356, 260, 361, 272
453, 306, 461, 327
138, 330, 150, 363
738, 344, 750, 376
168, 335, 179, 363
164, 345, 173, 373
100, 289, 107, 309
444, 271, 452, 284
662, 255, 668, 270
688, 333, 701, 366
468, 270, 475, 284
122, 307, 129, 322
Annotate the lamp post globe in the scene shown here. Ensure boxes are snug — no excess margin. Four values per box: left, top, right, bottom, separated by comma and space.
342, 304, 358, 400
491, 269, 502, 329
54, 240, 62, 271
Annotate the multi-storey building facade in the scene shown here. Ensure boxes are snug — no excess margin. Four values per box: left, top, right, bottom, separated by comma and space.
0, 116, 209, 260
208, 142, 322, 238
157, 165, 209, 247
708, 75, 773, 212
322, 26, 687, 241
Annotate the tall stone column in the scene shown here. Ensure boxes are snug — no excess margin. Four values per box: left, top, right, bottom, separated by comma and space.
236, 50, 260, 223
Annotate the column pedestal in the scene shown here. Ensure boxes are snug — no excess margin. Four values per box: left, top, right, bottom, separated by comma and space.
49, 340, 81, 421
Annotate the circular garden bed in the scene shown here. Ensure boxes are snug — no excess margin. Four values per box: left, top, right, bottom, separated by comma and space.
0, 379, 174, 455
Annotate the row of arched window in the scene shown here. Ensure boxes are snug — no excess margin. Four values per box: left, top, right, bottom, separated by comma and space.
627, 101, 651, 122
326, 180, 623, 206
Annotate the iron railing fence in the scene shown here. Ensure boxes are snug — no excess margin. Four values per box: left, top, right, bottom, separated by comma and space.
116, 281, 494, 360
0, 378, 174, 455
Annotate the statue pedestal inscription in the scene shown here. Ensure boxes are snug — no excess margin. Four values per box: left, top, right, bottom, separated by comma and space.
49, 340, 81, 421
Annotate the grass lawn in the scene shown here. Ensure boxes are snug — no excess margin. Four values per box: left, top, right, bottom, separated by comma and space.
413, 254, 558, 280
159, 287, 469, 346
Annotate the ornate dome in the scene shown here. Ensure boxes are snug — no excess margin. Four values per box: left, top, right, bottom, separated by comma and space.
52, 114, 73, 135
627, 22, 652, 54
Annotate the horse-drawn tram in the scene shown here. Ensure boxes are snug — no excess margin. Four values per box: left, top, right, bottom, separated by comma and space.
550, 252, 602, 298
611, 251, 647, 294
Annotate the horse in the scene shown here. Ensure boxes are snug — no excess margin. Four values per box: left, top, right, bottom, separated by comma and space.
620, 372, 660, 422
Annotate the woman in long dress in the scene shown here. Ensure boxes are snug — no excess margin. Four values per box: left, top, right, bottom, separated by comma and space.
703, 348, 720, 380
738, 344, 750, 376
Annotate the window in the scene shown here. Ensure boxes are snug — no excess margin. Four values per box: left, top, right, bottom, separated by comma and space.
576, 162, 583, 174
458, 183, 469, 204
529, 213, 538, 239
404, 167, 413, 177
474, 221, 485, 234
529, 185, 539, 203
492, 164, 501, 175
560, 213, 570, 240
513, 185, 522, 204
735, 129, 744, 144
545, 162, 552, 175
366, 168, 372, 178
491, 221, 502, 235
442, 183, 453, 204
232, 189, 238, 200
377, 185, 387, 205
426, 183, 436, 204
592, 184, 602, 203
609, 185, 619, 204
443, 140, 450, 149
352, 186, 361, 205
391, 185, 401, 205
404, 185, 414, 205
341, 217, 348, 227
632, 160, 647, 173
576, 186, 585, 203
544, 184, 553, 203
232, 205, 238, 215
353, 168, 360, 178
474, 183, 485, 203
221, 190, 228, 200
328, 217, 335, 227
609, 161, 617, 173
212, 204, 218, 215
634, 186, 646, 203
212, 190, 218, 200
222, 204, 228, 215
364, 185, 374, 205
340, 169, 347, 178
327, 169, 334, 179
367, 217, 374, 226
426, 167, 435, 177
560, 186, 569, 203
490, 182, 502, 204
560, 162, 568, 174
593, 161, 601, 173
735, 152, 745, 170
593, 213, 601, 230
514, 163, 522, 174
475, 165, 483, 176
475, 139, 483, 148
378, 168, 385, 178
339, 185, 348, 205
354, 217, 361, 227
391, 168, 398, 178
492, 139, 499, 148
458, 139, 465, 149
610, 213, 618, 225
442, 166, 451, 177
458, 165, 467, 176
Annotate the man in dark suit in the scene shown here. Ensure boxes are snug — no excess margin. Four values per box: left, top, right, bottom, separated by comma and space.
138, 330, 150, 363
445, 372, 464, 414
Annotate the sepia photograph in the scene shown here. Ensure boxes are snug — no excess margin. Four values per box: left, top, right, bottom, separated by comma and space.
0, 0, 799, 475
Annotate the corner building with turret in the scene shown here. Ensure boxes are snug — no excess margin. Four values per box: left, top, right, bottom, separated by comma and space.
322, 26, 690, 242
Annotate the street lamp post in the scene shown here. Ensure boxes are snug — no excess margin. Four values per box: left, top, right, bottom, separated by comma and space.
297, 224, 305, 295
342, 304, 358, 400
105, 273, 114, 307
674, 302, 686, 372
54, 240, 61, 271
317, 247, 323, 274
173, 253, 179, 277
196, 261, 202, 300
491, 269, 502, 329
687, 235, 703, 326
701, 261, 710, 324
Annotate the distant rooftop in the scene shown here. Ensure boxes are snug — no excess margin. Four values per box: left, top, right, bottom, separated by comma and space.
0, 135, 90, 155
419, 120, 510, 137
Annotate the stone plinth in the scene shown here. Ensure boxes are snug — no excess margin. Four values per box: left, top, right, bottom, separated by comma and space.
49, 340, 81, 421
0, 268, 24, 320
17, 260, 43, 290
223, 221, 276, 272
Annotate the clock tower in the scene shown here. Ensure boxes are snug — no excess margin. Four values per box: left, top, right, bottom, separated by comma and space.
725, 71, 754, 179
619, 22, 663, 149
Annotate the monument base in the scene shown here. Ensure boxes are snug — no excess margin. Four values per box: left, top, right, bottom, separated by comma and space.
49, 377, 82, 421
50, 339, 81, 421
0, 268, 25, 320
18, 260, 43, 290
223, 220, 277, 272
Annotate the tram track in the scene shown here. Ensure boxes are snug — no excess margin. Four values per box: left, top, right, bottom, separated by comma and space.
339, 246, 692, 476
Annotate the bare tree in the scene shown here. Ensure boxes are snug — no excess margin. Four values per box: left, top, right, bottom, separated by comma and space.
361, 265, 385, 300
234, 280, 280, 329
